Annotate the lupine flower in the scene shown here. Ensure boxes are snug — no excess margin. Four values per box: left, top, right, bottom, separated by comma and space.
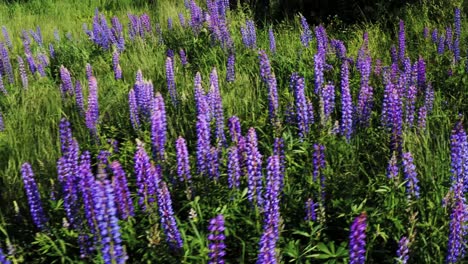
226, 52, 235, 82
423, 27, 429, 39
110, 161, 134, 220
1, 43, 14, 83
112, 50, 122, 80
357, 56, 373, 127
25, 53, 36, 75
446, 182, 467, 263
402, 152, 420, 199
269, 28, 276, 54
257, 155, 282, 264
438, 35, 445, 54
314, 52, 324, 95
322, 83, 335, 122
151, 93, 167, 162
387, 152, 399, 179
257, 51, 279, 124
134, 142, 157, 211
291, 73, 312, 139
179, 49, 188, 66
246, 127, 263, 207
128, 89, 140, 129
299, 14, 313, 47
431, 29, 438, 43
340, 60, 353, 140
92, 179, 127, 264
85, 76, 99, 135
111, 17, 125, 52
228, 116, 241, 144
85, 63, 93, 80
17, 56, 28, 89
445, 26, 453, 51
398, 20, 406, 62
449, 121, 468, 185
196, 90, 211, 175
60, 65, 73, 96
241, 19, 256, 49
210, 68, 226, 147
396, 236, 410, 264
75, 81, 85, 115
165, 57, 178, 106
157, 181, 184, 249
30, 26, 43, 47
374, 59, 382, 76
417, 106, 427, 130
178, 13, 186, 27
331, 39, 347, 60
0, 247, 11, 264
176, 136, 191, 183
390, 45, 398, 64
2, 26, 12, 49
349, 212, 367, 264
208, 214, 226, 264
227, 146, 240, 189
454, 8, 461, 62
189, 0, 204, 34
21, 163, 47, 230
305, 198, 316, 221
312, 144, 326, 201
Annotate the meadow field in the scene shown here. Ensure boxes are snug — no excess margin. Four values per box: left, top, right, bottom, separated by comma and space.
0, 0, 467, 263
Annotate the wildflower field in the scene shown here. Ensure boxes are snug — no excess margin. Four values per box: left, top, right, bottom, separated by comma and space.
0, 0, 467, 263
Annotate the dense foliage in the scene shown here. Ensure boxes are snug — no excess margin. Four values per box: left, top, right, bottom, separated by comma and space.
0, 0, 467, 263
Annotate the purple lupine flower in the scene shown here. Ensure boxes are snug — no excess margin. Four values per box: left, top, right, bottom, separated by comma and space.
423, 27, 429, 39
208, 146, 220, 181
49, 43, 55, 59
357, 60, 373, 126
85, 76, 99, 135
60, 65, 73, 96
196, 87, 211, 175
1, 43, 14, 84
388, 77, 403, 151
257, 155, 282, 264
340, 60, 353, 141
258, 50, 279, 124
424, 83, 434, 113
228, 116, 241, 144
454, 8, 461, 62
349, 212, 367, 264
446, 26, 453, 51
178, 13, 186, 27
36, 60, 46, 77
21, 163, 47, 230
331, 39, 347, 60
305, 198, 316, 221
241, 19, 257, 49
402, 152, 420, 199
398, 20, 406, 62
226, 52, 235, 82
227, 146, 240, 189
134, 142, 157, 211
0, 247, 11, 264
110, 161, 134, 220
179, 49, 188, 67
431, 29, 438, 43
0, 112, 4, 132
189, 0, 204, 34
404, 85, 417, 127
446, 182, 467, 263
2, 26, 12, 49
322, 83, 335, 122
165, 57, 178, 106
112, 50, 122, 80
176, 136, 191, 183
246, 127, 263, 208
387, 152, 399, 179
111, 17, 125, 52
396, 236, 410, 264
157, 181, 184, 249
93, 179, 127, 264
269, 28, 276, 54
417, 57, 426, 91
291, 73, 311, 139
151, 93, 167, 162
25, 53, 36, 75
258, 50, 272, 82
417, 106, 427, 130
315, 24, 328, 54
167, 17, 173, 30
438, 35, 445, 54
374, 59, 382, 76
30, 26, 43, 47
17, 56, 28, 89
128, 89, 140, 129
314, 52, 324, 95
312, 144, 326, 182
208, 214, 226, 264
210, 68, 226, 147
59, 118, 72, 155
299, 14, 313, 48
450, 121, 467, 185
75, 81, 85, 115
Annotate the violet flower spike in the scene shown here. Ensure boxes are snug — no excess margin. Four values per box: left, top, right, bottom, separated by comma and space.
21, 163, 48, 230
208, 214, 226, 264
349, 212, 367, 264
